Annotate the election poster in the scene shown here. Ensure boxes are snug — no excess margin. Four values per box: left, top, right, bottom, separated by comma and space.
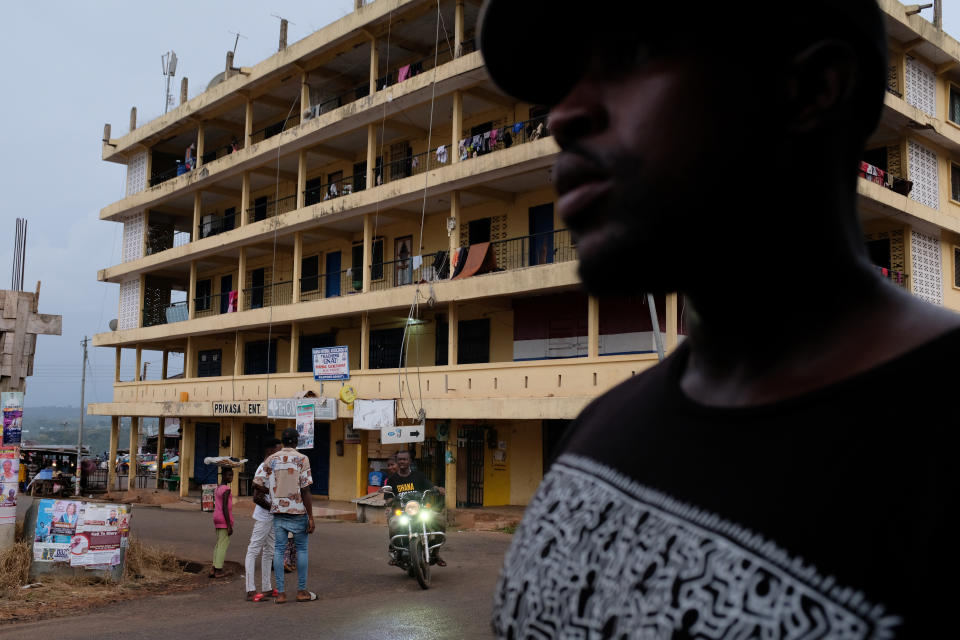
70, 503, 124, 567
0, 446, 19, 524
34, 500, 131, 567
296, 403, 315, 450
312, 346, 350, 381
33, 499, 79, 562
1, 392, 23, 445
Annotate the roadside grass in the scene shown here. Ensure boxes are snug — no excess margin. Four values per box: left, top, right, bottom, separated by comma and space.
496, 523, 518, 534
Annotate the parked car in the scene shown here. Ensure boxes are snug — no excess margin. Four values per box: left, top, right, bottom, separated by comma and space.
146, 454, 179, 477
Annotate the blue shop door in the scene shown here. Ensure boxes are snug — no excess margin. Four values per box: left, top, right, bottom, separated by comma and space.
303, 422, 331, 495
325, 251, 341, 298
194, 423, 220, 486
528, 203, 554, 266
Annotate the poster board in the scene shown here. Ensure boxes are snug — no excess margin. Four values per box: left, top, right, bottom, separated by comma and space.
296, 403, 315, 450
353, 399, 396, 430
312, 346, 350, 381
1, 392, 23, 445
0, 445, 19, 524
33, 499, 131, 568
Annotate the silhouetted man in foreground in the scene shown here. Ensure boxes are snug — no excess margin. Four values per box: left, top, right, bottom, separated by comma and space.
481, 1, 959, 637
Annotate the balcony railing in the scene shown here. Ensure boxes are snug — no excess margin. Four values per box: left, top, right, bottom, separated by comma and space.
246, 194, 297, 224
243, 281, 293, 311
198, 210, 240, 239
858, 161, 913, 196
299, 270, 358, 301
369, 252, 441, 291
488, 229, 576, 271
201, 140, 243, 165
149, 165, 182, 187
875, 265, 909, 289
142, 301, 188, 328
249, 120, 289, 145
304, 175, 361, 206
146, 229, 191, 255
458, 114, 549, 161
194, 292, 238, 319
378, 39, 476, 89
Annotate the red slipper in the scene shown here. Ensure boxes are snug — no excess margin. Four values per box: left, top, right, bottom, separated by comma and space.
252, 592, 267, 602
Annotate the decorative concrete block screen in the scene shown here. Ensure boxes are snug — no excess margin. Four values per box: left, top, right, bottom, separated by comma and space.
911, 229, 943, 305
905, 55, 936, 117
907, 140, 939, 211
126, 151, 147, 197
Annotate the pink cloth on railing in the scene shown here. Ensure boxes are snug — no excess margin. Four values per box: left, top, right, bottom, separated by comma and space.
227, 290, 238, 313
398, 64, 412, 82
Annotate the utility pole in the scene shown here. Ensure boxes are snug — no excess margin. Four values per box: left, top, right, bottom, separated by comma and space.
75, 336, 88, 496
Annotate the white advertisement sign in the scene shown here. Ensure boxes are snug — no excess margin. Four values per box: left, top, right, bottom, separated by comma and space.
313, 346, 350, 381
296, 403, 315, 450
380, 425, 426, 444
268, 397, 337, 421
353, 399, 396, 430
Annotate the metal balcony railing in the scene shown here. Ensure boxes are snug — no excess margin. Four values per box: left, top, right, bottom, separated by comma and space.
142, 301, 188, 328
299, 270, 358, 301
246, 194, 297, 224
487, 229, 576, 272
304, 175, 360, 206
368, 252, 441, 291
149, 165, 181, 187
249, 120, 289, 145
858, 161, 913, 196
194, 292, 238, 319
198, 210, 240, 239
458, 114, 550, 162
243, 280, 293, 311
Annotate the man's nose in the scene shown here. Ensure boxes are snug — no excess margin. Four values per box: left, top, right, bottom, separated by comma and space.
548, 79, 609, 148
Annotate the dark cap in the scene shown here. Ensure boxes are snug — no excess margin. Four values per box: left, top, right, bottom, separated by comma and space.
480, 0, 888, 119
281, 427, 299, 445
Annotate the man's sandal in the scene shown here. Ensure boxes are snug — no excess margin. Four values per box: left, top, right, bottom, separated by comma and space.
275, 594, 287, 604
297, 591, 318, 602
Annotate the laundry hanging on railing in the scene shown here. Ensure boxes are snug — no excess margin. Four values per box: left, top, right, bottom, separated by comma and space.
227, 290, 238, 313
436, 145, 448, 164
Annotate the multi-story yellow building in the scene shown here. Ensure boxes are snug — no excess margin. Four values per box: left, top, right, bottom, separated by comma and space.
91, 0, 959, 509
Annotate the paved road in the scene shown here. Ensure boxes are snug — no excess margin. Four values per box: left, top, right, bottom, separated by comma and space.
6, 504, 513, 639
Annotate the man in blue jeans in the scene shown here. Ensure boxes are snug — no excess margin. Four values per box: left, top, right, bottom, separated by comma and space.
253, 427, 316, 603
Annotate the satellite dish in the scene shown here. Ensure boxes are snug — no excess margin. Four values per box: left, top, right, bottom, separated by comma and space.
109, 319, 118, 331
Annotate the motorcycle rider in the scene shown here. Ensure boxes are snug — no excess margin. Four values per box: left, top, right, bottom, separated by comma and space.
384, 450, 447, 567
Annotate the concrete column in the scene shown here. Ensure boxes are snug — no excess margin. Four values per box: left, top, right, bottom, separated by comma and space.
108, 416, 119, 493
180, 420, 195, 498
244, 99, 254, 144
129, 107, 137, 132
238, 248, 247, 309
297, 150, 307, 209
360, 312, 370, 371
180, 77, 189, 105
115, 347, 121, 383
451, 91, 463, 164
290, 322, 300, 373
240, 172, 251, 226
185, 336, 195, 379
161, 350, 169, 380
362, 213, 372, 292
234, 333, 245, 377
449, 191, 461, 262
301, 72, 310, 112
192, 191, 202, 240
155, 419, 166, 489
230, 420, 242, 497
135, 346, 142, 382
293, 231, 303, 303
369, 36, 378, 94
196, 125, 205, 169
127, 417, 140, 491
448, 302, 458, 366
665, 292, 679, 352
588, 296, 599, 359
366, 124, 376, 188
455, 0, 465, 56
355, 434, 369, 498
445, 420, 457, 511
188, 261, 197, 319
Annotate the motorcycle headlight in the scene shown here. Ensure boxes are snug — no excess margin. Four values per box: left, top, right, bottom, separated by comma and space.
419, 510, 431, 521
404, 501, 420, 517
399, 515, 409, 526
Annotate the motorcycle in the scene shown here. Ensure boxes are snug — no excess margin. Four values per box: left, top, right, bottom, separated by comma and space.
381, 485, 446, 589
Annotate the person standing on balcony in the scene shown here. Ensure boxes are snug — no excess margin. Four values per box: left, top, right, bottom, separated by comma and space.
481, 1, 960, 638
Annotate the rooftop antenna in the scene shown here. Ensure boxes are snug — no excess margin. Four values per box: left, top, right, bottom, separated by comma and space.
271, 15, 295, 51
161, 50, 178, 114
228, 30, 247, 56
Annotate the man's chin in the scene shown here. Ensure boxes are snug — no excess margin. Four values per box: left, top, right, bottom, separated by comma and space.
576, 242, 676, 297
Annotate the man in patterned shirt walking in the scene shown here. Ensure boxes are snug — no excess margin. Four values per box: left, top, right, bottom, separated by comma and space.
253, 427, 316, 603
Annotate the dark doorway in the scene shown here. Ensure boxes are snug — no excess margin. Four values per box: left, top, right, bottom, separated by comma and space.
305, 177, 323, 206
301, 255, 319, 295
194, 423, 220, 486
298, 333, 336, 372
866, 238, 891, 270
242, 423, 274, 496
528, 203, 554, 266
219, 274, 233, 314
196, 279, 212, 312
251, 268, 265, 309
543, 420, 572, 473
223, 207, 236, 232
468, 218, 491, 245
353, 161, 367, 192
197, 349, 222, 378
244, 340, 277, 375
302, 422, 331, 495
458, 425, 485, 507
419, 437, 446, 488
435, 318, 490, 365
325, 251, 341, 297
254, 196, 268, 222
370, 327, 405, 369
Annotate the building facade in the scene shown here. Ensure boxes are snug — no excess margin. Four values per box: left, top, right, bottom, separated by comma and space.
91, 0, 958, 508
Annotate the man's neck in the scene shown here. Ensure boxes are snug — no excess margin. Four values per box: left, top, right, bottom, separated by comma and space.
396, 469, 412, 477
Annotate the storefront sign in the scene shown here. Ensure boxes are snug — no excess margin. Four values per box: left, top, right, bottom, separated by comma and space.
267, 397, 337, 421
380, 425, 425, 444
296, 403, 315, 450
1, 392, 23, 445
212, 401, 264, 416
344, 425, 362, 445
313, 346, 350, 381
353, 399, 396, 430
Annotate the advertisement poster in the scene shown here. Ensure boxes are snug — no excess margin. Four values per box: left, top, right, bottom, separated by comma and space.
268, 397, 337, 421
312, 346, 350, 381
34, 500, 130, 566
1, 392, 23, 445
70, 504, 124, 567
296, 403, 315, 450
0, 446, 19, 524
33, 499, 78, 562
353, 399, 396, 430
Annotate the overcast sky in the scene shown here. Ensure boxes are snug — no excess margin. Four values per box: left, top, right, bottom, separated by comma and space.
1, 2, 957, 408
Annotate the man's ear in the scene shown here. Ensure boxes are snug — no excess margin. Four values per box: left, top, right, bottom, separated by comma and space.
782, 40, 858, 135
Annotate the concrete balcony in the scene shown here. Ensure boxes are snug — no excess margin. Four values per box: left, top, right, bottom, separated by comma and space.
88, 352, 660, 421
